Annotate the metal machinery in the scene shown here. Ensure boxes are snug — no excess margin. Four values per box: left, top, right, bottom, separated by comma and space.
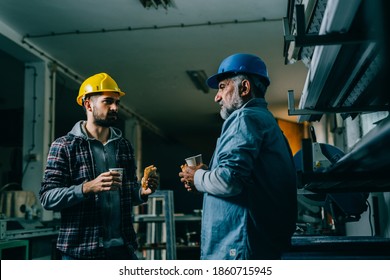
0, 216, 59, 260
0, 190, 59, 259
294, 127, 368, 236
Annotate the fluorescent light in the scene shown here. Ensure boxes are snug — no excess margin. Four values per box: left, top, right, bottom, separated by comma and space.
186, 70, 209, 94
139, 0, 175, 10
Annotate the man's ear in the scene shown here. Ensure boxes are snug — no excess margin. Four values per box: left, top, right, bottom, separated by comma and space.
240, 79, 251, 97
84, 99, 93, 112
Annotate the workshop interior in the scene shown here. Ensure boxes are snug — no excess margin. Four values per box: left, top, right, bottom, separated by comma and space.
1, 0, 390, 260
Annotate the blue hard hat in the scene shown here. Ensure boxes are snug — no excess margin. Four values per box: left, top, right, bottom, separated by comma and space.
206, 53, 270, 89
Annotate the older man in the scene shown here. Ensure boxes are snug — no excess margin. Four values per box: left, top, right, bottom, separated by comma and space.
179, 54, 297, 259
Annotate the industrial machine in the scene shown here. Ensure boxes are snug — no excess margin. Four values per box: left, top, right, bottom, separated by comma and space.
294, 127, 368, 235
0, 190, 59, 259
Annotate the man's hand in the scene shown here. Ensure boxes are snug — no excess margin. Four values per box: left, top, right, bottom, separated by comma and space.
140, 172, 159, 196
82, 171, 122, 194
179, 163, 207, 193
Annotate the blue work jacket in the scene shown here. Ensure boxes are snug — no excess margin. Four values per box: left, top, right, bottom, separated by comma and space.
194, 98, 297, 259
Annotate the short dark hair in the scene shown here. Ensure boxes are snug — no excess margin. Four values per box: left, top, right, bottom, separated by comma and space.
81, 93, 102, 113
247, 74, 268, 98
231, 74, 268, 98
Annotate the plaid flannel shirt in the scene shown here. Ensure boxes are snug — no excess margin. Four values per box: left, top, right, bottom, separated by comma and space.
40, 125, 142, 259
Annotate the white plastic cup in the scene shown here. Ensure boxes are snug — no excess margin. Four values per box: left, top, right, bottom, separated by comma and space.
109, 168, 124, 185
185, 154, 203, 166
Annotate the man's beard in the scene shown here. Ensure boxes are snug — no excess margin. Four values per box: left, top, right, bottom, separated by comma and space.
220, 87, 244, 120
93, 111, 118, 127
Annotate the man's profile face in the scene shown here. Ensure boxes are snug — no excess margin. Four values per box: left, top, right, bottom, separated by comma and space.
216, 78, 244, 120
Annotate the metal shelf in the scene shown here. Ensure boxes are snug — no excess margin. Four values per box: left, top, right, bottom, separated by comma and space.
1, 218, 59, 241
135, 190, 176, 260
284, 2, 388, 122
0, 239, 29, 259
284, 236, 390, 259
284, 1, 389, 193
288, 90, 390, 116
134, 214, 201, 223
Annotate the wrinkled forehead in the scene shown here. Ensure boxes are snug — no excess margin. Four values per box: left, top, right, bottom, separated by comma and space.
217, 73, 238, 84
217, 75, 241, 88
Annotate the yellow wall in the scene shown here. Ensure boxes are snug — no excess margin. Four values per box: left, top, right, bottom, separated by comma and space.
277, 119, 305, 156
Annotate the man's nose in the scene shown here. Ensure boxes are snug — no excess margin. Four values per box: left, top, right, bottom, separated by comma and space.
214, 91, 222, 103
111, 103, 119, 111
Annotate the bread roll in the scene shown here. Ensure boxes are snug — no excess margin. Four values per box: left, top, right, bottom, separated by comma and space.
142, 165, 157, 189
180, 164, 187, 172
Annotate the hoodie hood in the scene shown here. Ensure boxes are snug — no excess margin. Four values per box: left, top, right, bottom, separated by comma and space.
68, 120, 122, 141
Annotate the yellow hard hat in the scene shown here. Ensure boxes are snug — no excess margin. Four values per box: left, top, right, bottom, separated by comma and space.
76, 72, 125, 106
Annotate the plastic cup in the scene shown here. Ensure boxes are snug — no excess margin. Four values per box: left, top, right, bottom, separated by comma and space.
185, 154, 203, 166
109, 168, 123, 185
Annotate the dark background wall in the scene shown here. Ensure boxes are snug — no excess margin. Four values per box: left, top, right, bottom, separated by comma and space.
0, 50, 24, 188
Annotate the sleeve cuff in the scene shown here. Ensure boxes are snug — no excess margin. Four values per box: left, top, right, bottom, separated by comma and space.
138, 187, 148, 203
75, 183, 85, 199
194, 169, 207, 193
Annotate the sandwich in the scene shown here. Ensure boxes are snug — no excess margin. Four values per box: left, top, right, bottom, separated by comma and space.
142, 165, 157, 189
180, 164, 187, 172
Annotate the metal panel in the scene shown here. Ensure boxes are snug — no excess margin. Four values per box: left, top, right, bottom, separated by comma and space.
135, 190, 176, 260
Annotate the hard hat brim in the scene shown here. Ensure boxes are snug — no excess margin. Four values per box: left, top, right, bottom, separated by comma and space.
207, 71, 270, 90
77, 90, 125, 106
206, 73, 221, 89
206, 71, 237, 89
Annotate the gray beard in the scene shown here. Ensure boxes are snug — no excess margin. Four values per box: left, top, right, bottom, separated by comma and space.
220, 107, 231, 120
220, 88, 244, 120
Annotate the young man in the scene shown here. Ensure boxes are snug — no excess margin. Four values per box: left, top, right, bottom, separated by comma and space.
40, 73, 158, 260
179, 54, 297, 259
